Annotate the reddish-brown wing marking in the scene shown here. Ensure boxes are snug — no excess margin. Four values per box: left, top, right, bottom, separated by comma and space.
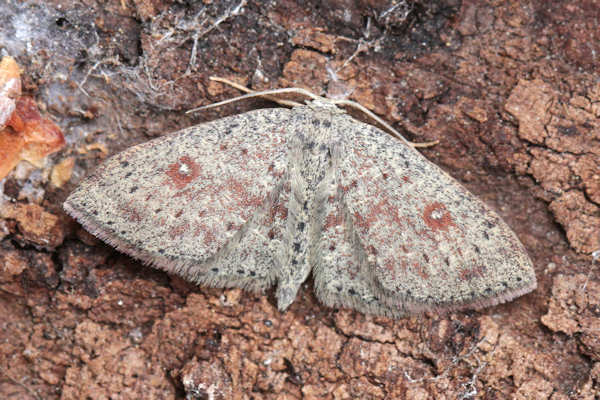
335, 118, 536, 314
64, 108, 293, 291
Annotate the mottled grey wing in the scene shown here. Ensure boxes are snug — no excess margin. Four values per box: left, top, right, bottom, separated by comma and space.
315, 115, 536, 316
64, 108, 293, 291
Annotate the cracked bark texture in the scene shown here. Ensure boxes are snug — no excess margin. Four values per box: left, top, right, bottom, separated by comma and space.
0, 0, 598, 398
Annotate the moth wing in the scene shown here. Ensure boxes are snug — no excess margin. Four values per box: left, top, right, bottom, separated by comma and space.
64, 108, 293, 291
312, 175, 409, 318
336, 118, 536, 314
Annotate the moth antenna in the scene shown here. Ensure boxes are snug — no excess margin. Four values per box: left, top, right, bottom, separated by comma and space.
333, 99, 439, 148
187, 89, 301, 113
187, 77, 317, 113
210, 77, 306, 107
197, 77, 439, 149
209, 77, 304, 106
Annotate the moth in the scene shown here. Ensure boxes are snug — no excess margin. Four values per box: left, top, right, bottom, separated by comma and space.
64, 81, 536, 318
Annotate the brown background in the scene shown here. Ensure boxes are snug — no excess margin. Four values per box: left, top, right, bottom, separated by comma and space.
0, 0, 599, 398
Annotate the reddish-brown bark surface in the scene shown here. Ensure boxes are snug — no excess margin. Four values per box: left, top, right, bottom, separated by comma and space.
0, 0, 598, 398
